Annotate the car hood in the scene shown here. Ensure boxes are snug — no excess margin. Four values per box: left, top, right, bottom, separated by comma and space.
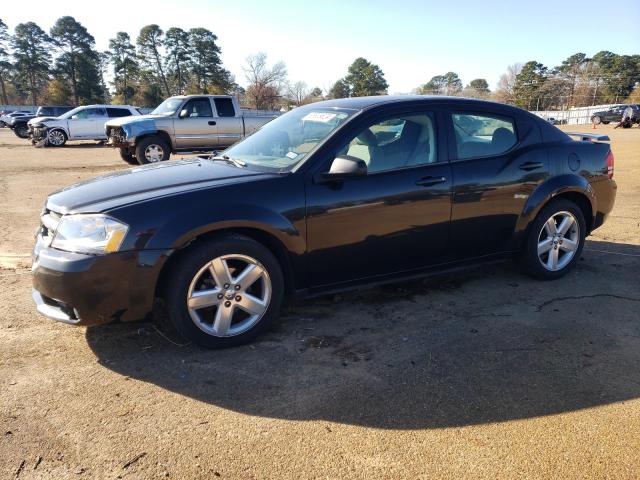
105, 114, 165, 127
46, 158, 277, 214
28, 116, 59, 125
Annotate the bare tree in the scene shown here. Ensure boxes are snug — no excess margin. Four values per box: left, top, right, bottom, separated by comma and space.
287, 80, 309, 106
493, 63, 522, 104
243, 52, 287, 110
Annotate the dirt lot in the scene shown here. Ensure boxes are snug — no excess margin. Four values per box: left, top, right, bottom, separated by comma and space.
1, 125, 639, 479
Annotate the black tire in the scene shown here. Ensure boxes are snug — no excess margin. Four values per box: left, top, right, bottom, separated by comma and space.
119, 148, 138, 166
602, 120, 610, 125
13, 125, 30, 139
135, 136, 170, 164
519, 199, 586, 280
47, 129, 67, 147
163, 235, 285, 348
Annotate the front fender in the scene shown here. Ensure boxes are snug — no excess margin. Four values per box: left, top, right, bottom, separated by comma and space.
144, 201, 305, 257
118, 119, 160, 143
515, 174, 596, 234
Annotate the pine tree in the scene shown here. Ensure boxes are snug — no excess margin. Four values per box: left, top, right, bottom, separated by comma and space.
11, 22, 51, 105
50, 16, 103, 105
344, 58, 388, 97
137, 24, 170, 97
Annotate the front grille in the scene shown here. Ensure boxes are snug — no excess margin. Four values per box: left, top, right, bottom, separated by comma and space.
108, 127, 126, 143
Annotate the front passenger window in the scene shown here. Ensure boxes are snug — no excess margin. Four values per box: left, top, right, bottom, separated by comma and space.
340, 113, 437, 173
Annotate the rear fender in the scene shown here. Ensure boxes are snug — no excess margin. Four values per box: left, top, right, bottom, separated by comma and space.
514, 174, 596, 240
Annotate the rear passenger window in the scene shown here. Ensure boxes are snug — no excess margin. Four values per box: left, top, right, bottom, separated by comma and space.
452, 113, 517, 159
107, 108, 132, 118
214, 98, 236, 117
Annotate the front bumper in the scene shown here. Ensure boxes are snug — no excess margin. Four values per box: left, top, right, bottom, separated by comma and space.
106, 126, 135, 148
31, 126, 49, 142
32, 240, 170, 326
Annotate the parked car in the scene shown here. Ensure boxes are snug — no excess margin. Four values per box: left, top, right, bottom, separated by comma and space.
32, 96, 617, 348
105, 95, 278, 165
591, 104, 639, 124
7, 113, 36, 138
0, 110, 32, 128
36, 105, 74, 117
29, 105, 140, 146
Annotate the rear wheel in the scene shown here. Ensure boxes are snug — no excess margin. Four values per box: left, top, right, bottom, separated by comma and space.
591, 116, 601, 125
119, 148, 138, 165
163, 235, 284, 348
602, 120, 610, 125
520, 199, 586, 280
47, 129, 67, 147
136, 136, 170, 164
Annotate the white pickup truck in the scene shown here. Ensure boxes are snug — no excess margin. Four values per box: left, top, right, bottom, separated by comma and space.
105, 95, 279, 165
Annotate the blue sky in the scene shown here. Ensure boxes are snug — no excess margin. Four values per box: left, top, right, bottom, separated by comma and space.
2, 0, 639, 93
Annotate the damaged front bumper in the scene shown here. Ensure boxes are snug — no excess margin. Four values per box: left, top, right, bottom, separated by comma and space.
106, 126, 134, 149
31, 126, 49, 144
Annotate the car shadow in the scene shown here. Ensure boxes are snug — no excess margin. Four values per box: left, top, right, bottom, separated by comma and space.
86, 240, 640, 429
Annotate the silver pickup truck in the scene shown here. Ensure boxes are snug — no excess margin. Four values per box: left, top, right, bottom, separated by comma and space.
105, 95, 278, 164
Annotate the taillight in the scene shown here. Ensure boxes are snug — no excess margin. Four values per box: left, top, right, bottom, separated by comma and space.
606, 150, 614, 179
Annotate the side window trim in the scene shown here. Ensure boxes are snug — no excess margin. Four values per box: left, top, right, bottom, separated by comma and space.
447, 110, 519, 162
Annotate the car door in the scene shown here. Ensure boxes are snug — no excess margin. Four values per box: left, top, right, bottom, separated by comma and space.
173, 97, 218, 149
448, 109, 548, 259
68, 107, 107, 139
213, 97, 243, 148
305, 109, 452, 288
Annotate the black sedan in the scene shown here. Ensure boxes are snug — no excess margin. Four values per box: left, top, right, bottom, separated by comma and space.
32, 96, 617, 348
591, 104, 639, 124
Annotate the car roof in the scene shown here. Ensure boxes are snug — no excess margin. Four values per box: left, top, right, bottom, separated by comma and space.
312, 95, 529, 115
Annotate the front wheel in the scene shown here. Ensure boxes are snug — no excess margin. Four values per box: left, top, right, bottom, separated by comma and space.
520, 199, 586, 280
591, 116, 601, 125
47, 129, 67, 147
163, 235, 285, 348
14, 125, 30, 139
119, 148, 138, 165
135, 136, 170, 164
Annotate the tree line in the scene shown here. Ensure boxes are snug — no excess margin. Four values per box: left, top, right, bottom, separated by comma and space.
411, 52, 640, 109
0, 16, 638, 111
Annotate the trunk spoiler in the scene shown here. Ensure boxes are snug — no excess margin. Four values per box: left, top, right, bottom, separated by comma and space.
566, 132, 610, 142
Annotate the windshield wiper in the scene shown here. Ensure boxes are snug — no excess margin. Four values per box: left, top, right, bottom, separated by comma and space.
209, 154, 246, 168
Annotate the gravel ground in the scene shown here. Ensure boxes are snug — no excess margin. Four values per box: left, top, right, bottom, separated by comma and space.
1, 125, 639, 479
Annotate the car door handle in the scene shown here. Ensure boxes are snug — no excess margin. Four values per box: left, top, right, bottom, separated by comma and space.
519, 161, 543, 171
208, 120, 217, 126
415, 176, 447, 187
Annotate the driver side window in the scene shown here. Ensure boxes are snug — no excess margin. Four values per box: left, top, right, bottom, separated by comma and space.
340, 113, 437, 173
183, 98, 213, 118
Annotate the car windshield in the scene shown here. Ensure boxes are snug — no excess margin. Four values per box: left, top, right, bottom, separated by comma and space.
222, 107, 357, 172
151, 98, 184, 116
60, 106, 85, 119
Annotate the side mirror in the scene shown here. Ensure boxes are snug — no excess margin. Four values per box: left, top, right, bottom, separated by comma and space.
179, 109, 189, 119
319, 155, 367, 182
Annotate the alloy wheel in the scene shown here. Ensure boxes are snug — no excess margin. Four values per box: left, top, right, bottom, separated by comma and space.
537, 211, 580, 271
48, 130, 65, 146
144, 144, 164, 162
186, 254, 271, 337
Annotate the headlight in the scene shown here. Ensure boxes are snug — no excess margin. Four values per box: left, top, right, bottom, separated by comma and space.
51, 214, 128, 255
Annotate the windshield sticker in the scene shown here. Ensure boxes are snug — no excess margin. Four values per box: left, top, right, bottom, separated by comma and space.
302, 112, 338, 123
286, 151, 298, 159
